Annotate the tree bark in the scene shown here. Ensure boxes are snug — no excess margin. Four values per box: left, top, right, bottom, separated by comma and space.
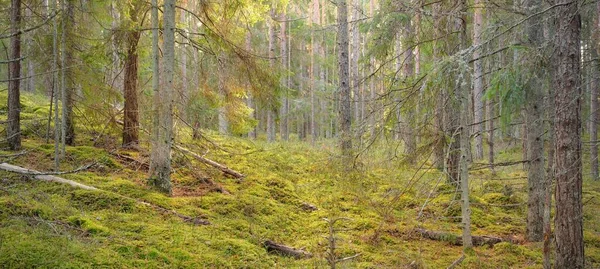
279, 11, 289, 141
122, 24, 140, 148
267, 13, 276, 142
591, 2, 600, 181
338, 0, 352, 157
554, 0, 584, 267
472, 0, 484, 160
457, 0, 472, 249
523, 0, 546, 242
61, 0, 74, 146
7, 0, 22, 151
149, 0, 174, 195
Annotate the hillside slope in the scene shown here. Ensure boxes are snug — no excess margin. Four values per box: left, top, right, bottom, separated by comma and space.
0, 93, 599, 268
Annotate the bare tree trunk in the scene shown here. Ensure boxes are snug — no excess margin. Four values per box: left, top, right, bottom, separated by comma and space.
402, 16, 416, 160
217, 52, 229, 135
279, 11, 289, 141
149, 0, 174, 195
458, 0, 472, 249
122, 29, 140, 148
51, 0, 60, 170
523, 0, 546, 242
337, 0, 352, 157
24, 6, 35, 93
266, 12, 276, 142
432, 2, 445, 170
472, 0, 484, 160
350, 0, 360, 125
591, 3, 600, 181
60, 0, 74, 147
246, 31, 257, 140
554, 0, 584, 266
7, 0, 22, 151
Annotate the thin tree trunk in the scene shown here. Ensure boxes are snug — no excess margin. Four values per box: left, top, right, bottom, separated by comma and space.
458, 0, 472, 249
51, 0, 59, 170
472, 0, 484, 160
338, 0, 352, 156
267, 12, 276, 142
149, 0, 174, 195
217, 52, 229, 135
7, 0, 22, 151
432, 2, 445, 170
524, 0, 546, 242
279, 11, 289, 141
24, 6, 34, 92
591, 3, 600, 181
402, 16, 416, 160
553, 0, 584, 266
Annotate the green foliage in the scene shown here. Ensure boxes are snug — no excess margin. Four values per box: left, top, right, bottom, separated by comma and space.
484, 63, 528, 131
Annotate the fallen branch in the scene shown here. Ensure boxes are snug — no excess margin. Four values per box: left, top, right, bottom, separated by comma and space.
263, 240, 312, 259
0, 163, 209, 225
413, 228, 506, 246
0, 163, 98, 190
447, 254, 465, 269
174, 145, 245, 179
110, 152, 149, 171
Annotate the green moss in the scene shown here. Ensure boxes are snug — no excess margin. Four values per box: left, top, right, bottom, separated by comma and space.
69, 189, 134, 212
67, 216, 110, 235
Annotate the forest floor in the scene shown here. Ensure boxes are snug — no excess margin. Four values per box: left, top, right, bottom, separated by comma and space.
0, 92, 599, 268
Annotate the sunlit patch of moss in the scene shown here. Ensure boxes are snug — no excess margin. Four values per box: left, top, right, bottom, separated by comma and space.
67, 215, 110, 235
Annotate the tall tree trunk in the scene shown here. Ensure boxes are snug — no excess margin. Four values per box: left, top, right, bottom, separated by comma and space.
122, 29, 140, 148
7, 0, 21, 151
458, 0, 472, 249
51, 0, 60, 170
472, 0, 484, 160
25, 6, 35, 93
554, 0, 584, 266
217, 53, 229, 135
279, 11, 289, 141
267, 13, 277, 142
350, 0, 360, 125
149, 0, 174, 195
591, 3, 600, 181
402, 16, 416, 160
338, 0, 352, 156
524, 0, 546, 242
246, 31, 257, 140
432, 2, 445, 170
61, 0, 74, 146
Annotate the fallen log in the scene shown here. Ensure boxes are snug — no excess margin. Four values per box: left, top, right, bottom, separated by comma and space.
0, 163, 209, 225
174, 145, 245, 179
263, 240, 312, 259
413, 228, 505, 247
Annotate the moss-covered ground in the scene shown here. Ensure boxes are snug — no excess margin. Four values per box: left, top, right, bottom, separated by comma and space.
0, 92, 599, 268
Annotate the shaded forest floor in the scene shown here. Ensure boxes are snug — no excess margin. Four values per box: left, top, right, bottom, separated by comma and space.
0, 93, 599, 268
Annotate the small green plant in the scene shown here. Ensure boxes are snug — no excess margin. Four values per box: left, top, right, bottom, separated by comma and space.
323, 217, 360, 269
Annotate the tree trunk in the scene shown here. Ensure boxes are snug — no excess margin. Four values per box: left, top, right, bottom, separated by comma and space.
472, 0, 484, 160
402, 17, 416, 160
432, 3, 445, 170
217, 52, 229, 135
60, 0, 74, 147
7, 0, 22, 151
554, 0, 584, 267
337, 0, 352, 156
591, 3, 600, 181
267, 13, 276, 142
149, 0, 174, 195
51, 0, 60, 170
523, 0, 546, 242
350, 0, 360, 124
24, 6, 35, 93
457, 0, 472, 249
122, 29, 141, 148
279, 11, 289, 141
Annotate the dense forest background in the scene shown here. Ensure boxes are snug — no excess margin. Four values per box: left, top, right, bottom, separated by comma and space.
0, 0, 599, 268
